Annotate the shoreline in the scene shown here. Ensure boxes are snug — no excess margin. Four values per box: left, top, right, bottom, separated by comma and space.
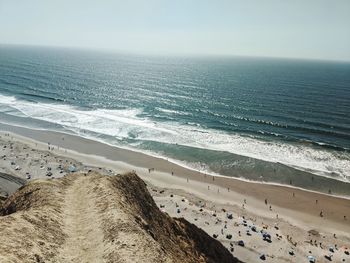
1, 122, 349, 199
1, 123, 350, 262
1, 123, 350, 233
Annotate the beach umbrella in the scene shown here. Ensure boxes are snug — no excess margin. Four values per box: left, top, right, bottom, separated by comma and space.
68, 165, 77, 172
307, 255, 316, 263
238, 240, 245, 247
324, 254, 332, 261
263, 233, 271, 242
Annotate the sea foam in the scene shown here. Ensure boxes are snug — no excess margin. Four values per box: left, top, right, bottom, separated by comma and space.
0, 94, 349, 182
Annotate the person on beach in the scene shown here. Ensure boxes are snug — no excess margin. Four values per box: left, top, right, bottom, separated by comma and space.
265, 199, 267, 205
320, 211, 323, 217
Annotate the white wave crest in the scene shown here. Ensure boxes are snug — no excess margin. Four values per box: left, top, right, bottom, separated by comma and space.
0, 94, 349, 181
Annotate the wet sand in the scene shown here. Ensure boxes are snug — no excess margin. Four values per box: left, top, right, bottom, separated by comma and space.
1, 123, 349, 229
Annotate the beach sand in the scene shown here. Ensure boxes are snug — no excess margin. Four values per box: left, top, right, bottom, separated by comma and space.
0, 124, 349, 263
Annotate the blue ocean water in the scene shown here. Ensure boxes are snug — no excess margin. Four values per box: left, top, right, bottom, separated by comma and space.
1, 45, 350, 194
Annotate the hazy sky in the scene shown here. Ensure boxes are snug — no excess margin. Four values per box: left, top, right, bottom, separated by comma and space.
1, 0, 350, 61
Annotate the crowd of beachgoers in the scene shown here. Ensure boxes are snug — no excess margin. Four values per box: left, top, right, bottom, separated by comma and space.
0, 131, 349, 263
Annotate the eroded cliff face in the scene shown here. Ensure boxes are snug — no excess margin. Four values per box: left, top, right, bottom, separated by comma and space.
0, 172, 241, 263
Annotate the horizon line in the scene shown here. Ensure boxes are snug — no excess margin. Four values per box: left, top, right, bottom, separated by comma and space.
1, 42, 350, 64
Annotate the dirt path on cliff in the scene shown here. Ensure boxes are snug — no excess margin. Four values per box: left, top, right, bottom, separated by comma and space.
0, 172, 238, 263
56, 175, 106, 262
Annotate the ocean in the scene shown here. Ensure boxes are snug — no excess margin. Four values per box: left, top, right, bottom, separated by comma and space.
1, 45, 350, 195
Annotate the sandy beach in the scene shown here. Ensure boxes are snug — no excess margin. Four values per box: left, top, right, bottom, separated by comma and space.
1, 1, 350, 262
0, 124, 349, 263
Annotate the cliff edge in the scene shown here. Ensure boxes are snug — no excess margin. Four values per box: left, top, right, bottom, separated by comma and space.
0, 172, 241, 263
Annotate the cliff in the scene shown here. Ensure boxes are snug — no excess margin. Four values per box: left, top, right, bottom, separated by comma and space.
0, 172, 241, 263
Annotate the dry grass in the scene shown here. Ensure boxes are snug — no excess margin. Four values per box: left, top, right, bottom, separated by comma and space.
0, 172, 240, 263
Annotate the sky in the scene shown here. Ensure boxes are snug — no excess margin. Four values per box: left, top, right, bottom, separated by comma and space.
0, 0, 350, 61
